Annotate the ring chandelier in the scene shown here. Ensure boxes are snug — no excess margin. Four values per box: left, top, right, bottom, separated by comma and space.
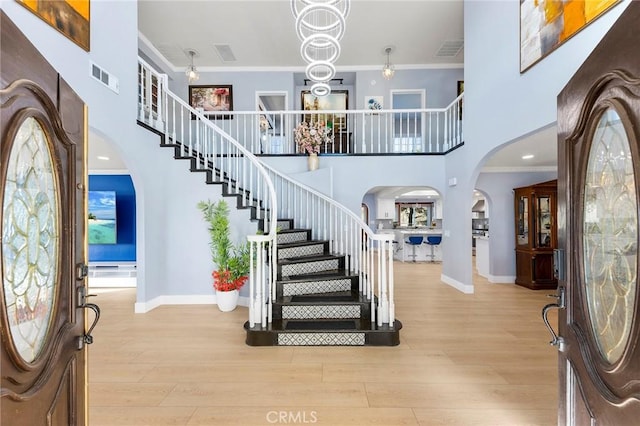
291, 0, 350, 97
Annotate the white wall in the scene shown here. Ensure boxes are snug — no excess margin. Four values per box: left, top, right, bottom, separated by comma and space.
439, 0, 632, 293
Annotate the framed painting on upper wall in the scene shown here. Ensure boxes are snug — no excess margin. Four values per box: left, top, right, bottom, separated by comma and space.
189, 85, 234, 119
520, 0, 621, 72
16, 0, 90, 51
301, 90, 348, 130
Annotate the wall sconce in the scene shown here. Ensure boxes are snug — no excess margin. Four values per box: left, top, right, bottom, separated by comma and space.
185, 49, 200, 83
382, 47, 395, 80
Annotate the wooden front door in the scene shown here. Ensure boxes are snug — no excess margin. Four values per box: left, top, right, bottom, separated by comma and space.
556, 2, 640, 424
1, 12, 90, 425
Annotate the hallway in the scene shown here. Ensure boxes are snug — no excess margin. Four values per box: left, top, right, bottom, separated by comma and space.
88, 261, 558, 425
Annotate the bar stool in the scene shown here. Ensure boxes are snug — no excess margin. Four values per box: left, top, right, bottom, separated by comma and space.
424, 235, 442, 262
405, 236, 423, 262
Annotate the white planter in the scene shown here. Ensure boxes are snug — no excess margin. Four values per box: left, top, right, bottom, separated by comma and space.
216, 289, 239, 312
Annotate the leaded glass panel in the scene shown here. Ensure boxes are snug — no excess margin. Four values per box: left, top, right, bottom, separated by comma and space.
583, 108, 637, 364
2, 117, 59, 363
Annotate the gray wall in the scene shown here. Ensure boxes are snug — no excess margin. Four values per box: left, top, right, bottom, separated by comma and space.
437, 0, 632, 292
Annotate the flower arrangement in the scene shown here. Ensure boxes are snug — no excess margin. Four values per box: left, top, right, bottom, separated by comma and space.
197, 199, 250, 292
294, 120, 332, 154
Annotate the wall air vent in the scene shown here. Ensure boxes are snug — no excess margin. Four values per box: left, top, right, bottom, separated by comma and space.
435, 40, 464, 58
90, 62, 119, 93
213, 44, 237, 62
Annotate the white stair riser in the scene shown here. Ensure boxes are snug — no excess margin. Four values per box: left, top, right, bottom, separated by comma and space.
277, 231, 309, 244
281, 278, 352, 296
278, 332, 365, 346
278, 243, 325, 259
281, 258, 340, 276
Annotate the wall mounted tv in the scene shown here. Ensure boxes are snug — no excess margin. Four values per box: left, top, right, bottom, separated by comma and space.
88, 191, 117, 244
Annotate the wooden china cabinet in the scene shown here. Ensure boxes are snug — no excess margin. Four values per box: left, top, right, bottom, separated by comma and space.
513, 180, 557, 289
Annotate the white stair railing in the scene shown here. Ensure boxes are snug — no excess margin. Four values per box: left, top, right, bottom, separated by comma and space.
262, 163, 397, 327
138, 58, 412, 328
197, 95, 463, 155
138, 57, 277, 328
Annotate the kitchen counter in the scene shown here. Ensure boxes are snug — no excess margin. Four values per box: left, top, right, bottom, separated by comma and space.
474, 235, 489, 277
395, 229, 442, 262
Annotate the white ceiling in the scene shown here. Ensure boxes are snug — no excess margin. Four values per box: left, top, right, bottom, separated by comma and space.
90, 0, 558, 173
138, 0, 465, 70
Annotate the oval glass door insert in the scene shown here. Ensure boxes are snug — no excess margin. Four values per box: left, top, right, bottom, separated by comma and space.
583, 107, 638, 364
2, 117, 60, 363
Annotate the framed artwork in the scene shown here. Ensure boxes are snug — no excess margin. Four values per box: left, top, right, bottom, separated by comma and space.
457, 80, 464, 119
520, 0, 620, 73
301, 90, 348, 130
16, 0, 90, 51
365, 95, 383, 111
189, 85, 234, 119
88, 191, 117, 244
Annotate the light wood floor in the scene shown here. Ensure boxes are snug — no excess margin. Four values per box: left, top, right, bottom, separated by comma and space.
88, 262, 559, 426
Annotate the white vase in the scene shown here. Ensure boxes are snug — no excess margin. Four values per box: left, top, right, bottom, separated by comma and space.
216, 289, 239, 312
307, 153, 319, 171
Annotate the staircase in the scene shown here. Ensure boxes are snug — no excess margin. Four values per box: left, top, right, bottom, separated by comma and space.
245, 219, 401, 346
138, 57, 401, 347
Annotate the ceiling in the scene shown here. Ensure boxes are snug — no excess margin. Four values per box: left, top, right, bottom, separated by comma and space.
90, 0, 558, 173
138, 0, 465, 70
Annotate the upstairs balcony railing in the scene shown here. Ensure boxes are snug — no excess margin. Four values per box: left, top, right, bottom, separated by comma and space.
197, 99, 463, 156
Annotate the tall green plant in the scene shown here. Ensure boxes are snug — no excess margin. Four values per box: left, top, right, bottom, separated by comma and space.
197, 199, 250, 281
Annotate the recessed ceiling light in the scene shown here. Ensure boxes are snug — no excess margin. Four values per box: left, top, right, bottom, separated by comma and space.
97, 156, 110, 161
522, 154, 535, 160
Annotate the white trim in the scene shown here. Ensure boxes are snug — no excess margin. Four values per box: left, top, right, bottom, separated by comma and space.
481, 166, 557, 173
487, 274, 516, 284
138, 31, 180, 73
441, 273, 474, 294
88, 169, 130, 175
134, 294, 250, 313
137, 35, 463, 74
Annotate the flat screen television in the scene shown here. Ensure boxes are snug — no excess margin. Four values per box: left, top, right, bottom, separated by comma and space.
88, 191, 117, 244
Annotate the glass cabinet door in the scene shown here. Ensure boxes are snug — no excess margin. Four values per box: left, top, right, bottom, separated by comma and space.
537, 195, 552, 247
517, 195, 529, 246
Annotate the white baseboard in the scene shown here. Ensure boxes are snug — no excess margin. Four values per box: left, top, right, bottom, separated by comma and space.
488, 275, 516, 284
440, 273, 474, 294
134, 294, 250, 313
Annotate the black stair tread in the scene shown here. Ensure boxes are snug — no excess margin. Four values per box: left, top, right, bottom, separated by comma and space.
278, 254, 344, 265
246, 319, 402, 332
285, 320, 357, 330
290, 293, 357, 303
278, 228, 311, 234
278, 291, 372, 303
278, 270, 357, 283
277, 239, 329, 248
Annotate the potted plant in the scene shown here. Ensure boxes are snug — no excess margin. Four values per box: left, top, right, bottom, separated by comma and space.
197, 199, 250, 311
293, 120, 331, 170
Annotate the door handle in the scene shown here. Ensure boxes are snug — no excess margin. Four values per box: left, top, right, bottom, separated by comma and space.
77, 286, 101, 348
542, 286, 565, 348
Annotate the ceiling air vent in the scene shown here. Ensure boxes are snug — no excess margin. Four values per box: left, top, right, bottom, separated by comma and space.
90, 62, 119, 93
435, 40, 464, 58
213, 44, 237, 62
